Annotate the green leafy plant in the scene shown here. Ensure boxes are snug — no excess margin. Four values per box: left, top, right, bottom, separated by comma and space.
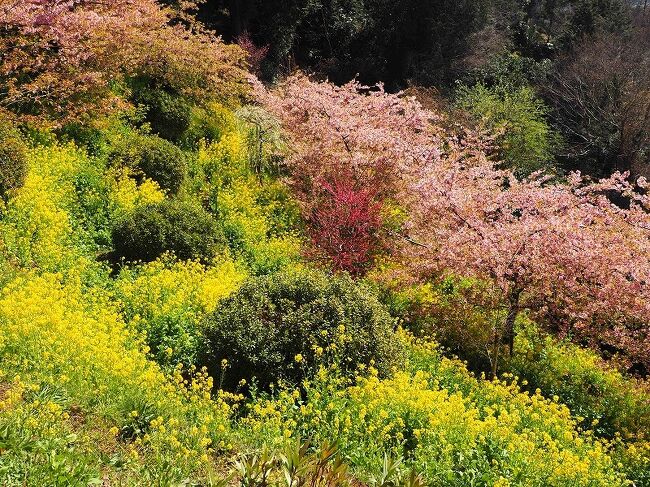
0, 117, 27, 199
111, 198, 224, 264
234, 440, 354, 487
456, 82, 559, 176
202, 268, 403, 390
280, 440, 351, 487
368, 454, 425, 487
110, 134, 186, 194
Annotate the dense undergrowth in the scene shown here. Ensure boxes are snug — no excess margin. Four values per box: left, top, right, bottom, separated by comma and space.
0, 1, 649, 485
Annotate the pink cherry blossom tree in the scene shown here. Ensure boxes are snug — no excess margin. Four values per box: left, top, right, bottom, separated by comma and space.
258, 74, 441, 203
407, 158, 650, 375
258, 74, 443, 273
261, 74, 650, 374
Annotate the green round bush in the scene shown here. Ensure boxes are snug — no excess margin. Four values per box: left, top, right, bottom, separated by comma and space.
111, 135, 186, 194
134, 86, 192, 142
0, 120, 27, 198
202, 268, 403, 390
111, 199, 224, 263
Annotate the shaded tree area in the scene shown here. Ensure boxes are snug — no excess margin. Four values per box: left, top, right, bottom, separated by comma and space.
487, 1, 649, 177
196, 0, 491, 89
502, 0, 633, 60
544, 18, 650, 177
197, 0, 636, 86
196, 0, 647, 178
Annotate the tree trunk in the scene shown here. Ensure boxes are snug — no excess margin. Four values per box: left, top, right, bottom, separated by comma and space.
490, 288, 521, 379
504, 288, 522, 358
490, 328, 500, 379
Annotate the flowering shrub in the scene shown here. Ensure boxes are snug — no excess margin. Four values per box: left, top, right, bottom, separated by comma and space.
259, 74, 433, 204
0, 144, 97, 272
509, 325, 650, 486
193, 128, 303, 274
259, 75, 433, 273
109, 171, 166, 220
615, 440, 650, 486
236, 31, 270, 77
203, 268, 403, 390
0, 0, 248, 124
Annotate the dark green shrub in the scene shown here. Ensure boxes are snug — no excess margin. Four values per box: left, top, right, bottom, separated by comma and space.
133, 86, 192, 142
202, 268, 403, 390
110, 134, 186, 194
111, 199, 224, 263
57, 122, 105, 155
0, 119, 28, 198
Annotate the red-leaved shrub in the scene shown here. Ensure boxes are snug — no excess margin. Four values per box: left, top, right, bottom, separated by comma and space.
236, 31, 269, 76
309, 178, 382, 276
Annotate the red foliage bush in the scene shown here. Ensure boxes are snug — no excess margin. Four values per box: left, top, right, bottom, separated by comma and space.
236, 31, 269, 76
309, 178, 382, 276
